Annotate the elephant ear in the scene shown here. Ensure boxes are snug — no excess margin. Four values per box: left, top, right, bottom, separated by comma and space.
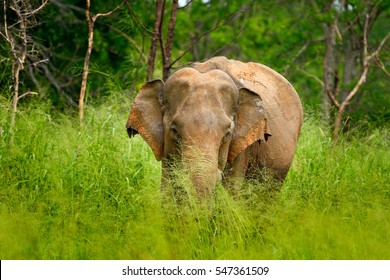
228, 88, 271, 163
126, 80, 164, 161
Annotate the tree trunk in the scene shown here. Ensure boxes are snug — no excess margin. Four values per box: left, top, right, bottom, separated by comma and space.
341, 29, 361, 105
322, 22, 338, 126
9, 63, 21, 145
9, 1, 28, 145
79, 0, 94, 127
147, 0, 165, 81
333, 64, 369, 141
79, 1, 123, 126
162, 0, 179, 81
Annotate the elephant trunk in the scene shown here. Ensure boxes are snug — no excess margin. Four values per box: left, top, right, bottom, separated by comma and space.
182, 144, 220, 196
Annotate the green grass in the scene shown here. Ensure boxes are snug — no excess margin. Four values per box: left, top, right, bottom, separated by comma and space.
0, 97, 389, 259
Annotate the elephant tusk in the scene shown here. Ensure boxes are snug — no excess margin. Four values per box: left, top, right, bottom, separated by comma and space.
217, 169, 223, 182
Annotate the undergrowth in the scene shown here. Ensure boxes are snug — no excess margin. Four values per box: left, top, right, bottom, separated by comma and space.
0, 97, 389, 259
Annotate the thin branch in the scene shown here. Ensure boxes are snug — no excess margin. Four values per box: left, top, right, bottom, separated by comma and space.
3, 0, 8, 38
123, 0, 152, 37
208, 17, 248, 59
0, 57, 10, 63
335, 23, 342, 41
28, 63, 40, 88
109, 25, 147, 63
342, 13, 360, 34
297, 67, 324, 87
93, 1, 124, 21
362, 13, 369, 63
342, 66, 369, 108
18, 90, 38, 100
41, 64, 77, 107
2, 0, 15, 50
23, 0, 49, 17
283, 42, 309, 74
0, 31, 7, 41
368, 31, 390, 60
373, 56, 390, 78
31, 58, 49, 66
292, 42, 309, 62
326, 87, 341, 109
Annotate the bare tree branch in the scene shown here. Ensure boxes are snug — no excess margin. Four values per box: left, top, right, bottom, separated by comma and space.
373, 56, 390, 78
342, 67, 369, 109
109, 25, 147, 63
283, 42, 309, 74
93, 2, 124, 21
368, 31, 390, 61
23, 0, 49, 17
124, 0, 152, 37
18, 90, 38, 100
41, 64, 78, 107
297, 67, 324, 87
2, 0, 49, 144
3, 0, 9, 37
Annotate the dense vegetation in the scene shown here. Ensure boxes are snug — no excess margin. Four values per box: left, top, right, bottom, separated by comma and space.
0, 0, 389, 259
0, 99, 389, 259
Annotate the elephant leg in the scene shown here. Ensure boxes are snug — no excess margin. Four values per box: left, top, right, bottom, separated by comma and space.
224, 150, 250, 195
225, 142, 284, 192
245, 142, 286, 191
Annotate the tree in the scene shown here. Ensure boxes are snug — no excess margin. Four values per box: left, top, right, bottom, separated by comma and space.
146, 0, 253, 81
332, 12, 389, 140
147, 0, 165, 81
146, 0, 179, 81
162, 0, 179, 81
79, 0, 124, 126
0, 0, 49, 144
317, 0, 390, 140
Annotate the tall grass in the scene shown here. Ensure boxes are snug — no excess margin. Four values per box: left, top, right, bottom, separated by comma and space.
0, 97, 389, 259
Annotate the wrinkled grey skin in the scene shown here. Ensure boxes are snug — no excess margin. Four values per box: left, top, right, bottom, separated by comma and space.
126, 57, 303, 196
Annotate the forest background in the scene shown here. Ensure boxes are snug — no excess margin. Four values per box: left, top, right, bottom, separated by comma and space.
0, 0, 389, 259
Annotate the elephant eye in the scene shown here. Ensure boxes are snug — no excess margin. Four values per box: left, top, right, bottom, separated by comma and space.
170, 125, 180, 141
222, 130, 232, 143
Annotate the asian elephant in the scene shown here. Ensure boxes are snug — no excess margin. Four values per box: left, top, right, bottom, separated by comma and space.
126, 56, 303, 196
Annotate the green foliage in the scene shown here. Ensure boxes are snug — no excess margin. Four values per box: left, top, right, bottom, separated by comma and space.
0, 100, 389, 259
0, 0, 389, 260
1, 0, 388, 123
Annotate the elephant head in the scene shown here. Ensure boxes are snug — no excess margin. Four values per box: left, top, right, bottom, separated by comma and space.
126, 66, 271, 196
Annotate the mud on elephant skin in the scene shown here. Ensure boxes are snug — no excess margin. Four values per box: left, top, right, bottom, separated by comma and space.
126, 56, 303, 196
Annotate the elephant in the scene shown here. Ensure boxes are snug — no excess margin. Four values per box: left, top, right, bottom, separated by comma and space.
126, 56, 303, 196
